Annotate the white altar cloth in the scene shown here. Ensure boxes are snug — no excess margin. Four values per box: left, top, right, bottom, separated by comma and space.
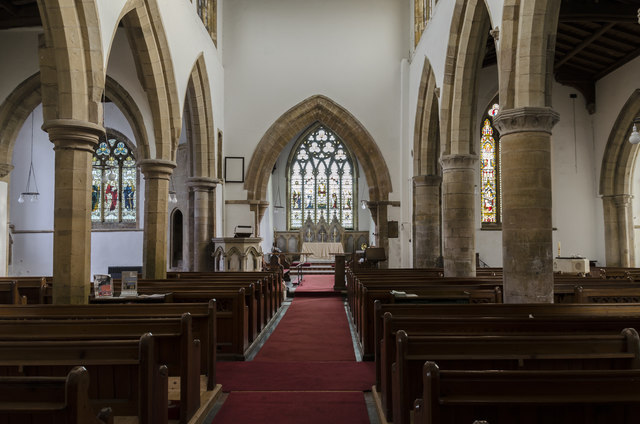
301, 242, 344, 261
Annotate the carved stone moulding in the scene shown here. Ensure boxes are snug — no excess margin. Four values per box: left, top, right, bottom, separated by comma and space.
493, 107, 560, 136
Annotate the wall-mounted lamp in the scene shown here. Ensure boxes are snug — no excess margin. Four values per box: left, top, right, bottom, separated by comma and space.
360, 199, 367, 210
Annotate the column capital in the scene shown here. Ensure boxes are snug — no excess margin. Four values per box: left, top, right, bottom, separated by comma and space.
138, 159, 176, 179
413, 174, 442, 187
440, 154, 477, 170
187, 176, 220, 191
0, 163, 14, 178
604, 193, 633, 207
493, 106, 560, 136
42, 119, 104, 153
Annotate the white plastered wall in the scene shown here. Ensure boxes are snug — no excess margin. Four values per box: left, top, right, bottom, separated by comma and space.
222, 0, 408, 265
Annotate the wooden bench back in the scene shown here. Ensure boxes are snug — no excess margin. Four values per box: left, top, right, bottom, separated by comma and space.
0, 334, 167, 424
414, 362, 640, 424
0, 366, 113, 424
390, 329, 640, 424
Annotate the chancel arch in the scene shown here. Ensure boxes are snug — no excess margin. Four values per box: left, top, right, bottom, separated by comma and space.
245, 95, 392, 258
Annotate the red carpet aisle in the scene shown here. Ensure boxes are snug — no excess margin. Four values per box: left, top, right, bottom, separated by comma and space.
295, 274, 335, 292
211, 275, 374, 424
255, 296, 354, 361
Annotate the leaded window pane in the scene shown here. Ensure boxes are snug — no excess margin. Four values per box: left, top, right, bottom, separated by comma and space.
91, 133, 137, 225
481, 103, 500, 224
288, 125, 356, 229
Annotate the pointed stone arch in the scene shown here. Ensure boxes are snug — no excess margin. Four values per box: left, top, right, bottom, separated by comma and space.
185, 54, 215, 178
183, 54, 218, 271
438, 0, 491, 277
37, 0, 104, 124
119, 0, 181, 161
413, 57, 440, 177
245, 95, 392, 204
0, 73, 150, 171
599, 89, 640, 266
0, 73, 41, 172
440, 0, 491, 156
412, 57, 442, 268
114, 0, 182, 278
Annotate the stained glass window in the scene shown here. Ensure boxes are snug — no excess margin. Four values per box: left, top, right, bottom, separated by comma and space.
91, 132, 137, 226
288, 125, 356, 229
481, 103, 500, 224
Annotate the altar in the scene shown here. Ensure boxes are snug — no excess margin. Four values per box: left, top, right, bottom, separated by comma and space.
301, 242, 344, 261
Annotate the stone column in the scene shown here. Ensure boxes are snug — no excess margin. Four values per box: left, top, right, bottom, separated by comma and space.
440, 154, 477, 277
602, 194, 634, 267
139, 159, 176, 279
187, 177, 218, 271
367, 201, 390, 269
42, 119, 103, 304
413, 174, 442, 268
494, 107, 559, 303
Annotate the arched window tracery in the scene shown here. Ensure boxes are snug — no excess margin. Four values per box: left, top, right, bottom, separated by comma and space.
91, 131, 137, 227
288, 125, 357, 229
481, 103, 501, 225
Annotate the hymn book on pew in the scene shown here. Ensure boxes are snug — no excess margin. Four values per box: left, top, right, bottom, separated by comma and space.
120, 271, 138, 296
93, 274, 113, 298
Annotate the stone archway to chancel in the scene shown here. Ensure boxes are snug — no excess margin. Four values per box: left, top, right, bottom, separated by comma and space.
244, 95, 393, 257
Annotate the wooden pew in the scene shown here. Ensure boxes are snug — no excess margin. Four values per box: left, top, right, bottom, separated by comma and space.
374, 302, 640, 412
0, 314, 200, 424
391, 328, 640, 424
0, 276, 52, 304
150, 288, 250, 360
0, 281, 21, 305
0, 334, 167, 424
353, 275, 640, 358
413, 361, 640, 424
356, 283, 502, 357
0, 301, 217, 391
167, 270, 284, 312
134, 279, 263, 340
574, 285, 640, 303
0, 366, 113, 424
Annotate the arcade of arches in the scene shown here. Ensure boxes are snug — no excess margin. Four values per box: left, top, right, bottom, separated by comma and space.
1, 0, 640, 304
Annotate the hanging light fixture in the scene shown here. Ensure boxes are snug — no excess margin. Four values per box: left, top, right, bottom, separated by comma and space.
630, 123, 640, 145
169, 176, 178, 204
18, 112, 40, 204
